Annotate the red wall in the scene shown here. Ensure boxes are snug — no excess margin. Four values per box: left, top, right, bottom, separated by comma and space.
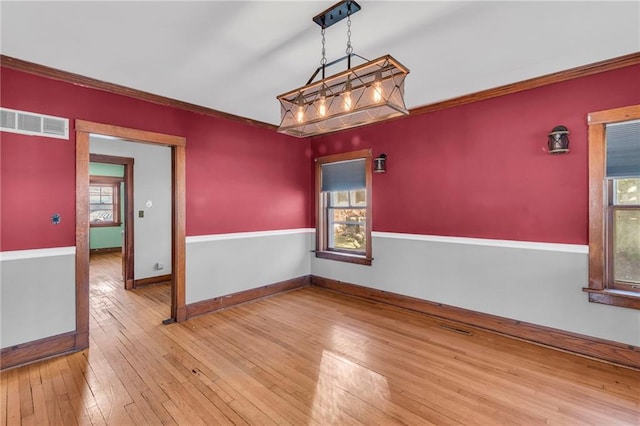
312, 64, 640, 245
0, 68, 311, 251
3, 63, 638, 251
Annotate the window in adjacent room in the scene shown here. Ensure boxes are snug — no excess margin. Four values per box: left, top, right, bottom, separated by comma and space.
315, 149, 372, 265
89, 176, 122, 227
586, 105, 640, 309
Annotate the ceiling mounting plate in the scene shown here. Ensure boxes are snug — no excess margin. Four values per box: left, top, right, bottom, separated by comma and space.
313, 0, 361, 29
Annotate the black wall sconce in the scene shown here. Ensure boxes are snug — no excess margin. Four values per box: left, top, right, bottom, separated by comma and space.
547, 125, 570, 154
374, 153, 387, 173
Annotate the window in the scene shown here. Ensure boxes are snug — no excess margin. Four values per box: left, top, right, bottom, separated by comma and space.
315, 149, 372, 265
586, 105, 640, 309
89, 176, 122, 227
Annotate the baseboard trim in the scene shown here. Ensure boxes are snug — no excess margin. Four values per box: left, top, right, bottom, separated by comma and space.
186, 276, 310, 319
310, 275, 640, 370
1, 331, 84, 371
89, 247, 121, 254
133, 274, 172, 288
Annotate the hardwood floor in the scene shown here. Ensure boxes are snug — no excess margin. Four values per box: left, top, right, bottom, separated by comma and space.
1, 252, 639, 425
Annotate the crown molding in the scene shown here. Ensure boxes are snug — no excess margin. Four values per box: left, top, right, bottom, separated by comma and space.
0, 55, 278, 132
409, 52, 640, 116
3, 52, 639, 133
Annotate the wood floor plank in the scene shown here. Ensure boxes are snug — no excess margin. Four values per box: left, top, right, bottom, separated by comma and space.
38, 359, 65, 425
80, 336, 134, 424
18, 362, 34, 420
1, 251, 639, 425
65, 351, 107, 426
57, 356, 98, 426
27, 382, 49, 426
161, 397, 207, 426
0, 366, 8, 426
98, 342, 164, 425
188, 374, 250, 426
4, 370, 21, 426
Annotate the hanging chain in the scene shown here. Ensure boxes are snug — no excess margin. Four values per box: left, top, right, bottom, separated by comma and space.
320, 27, 327, 66
345, 14, 353, 55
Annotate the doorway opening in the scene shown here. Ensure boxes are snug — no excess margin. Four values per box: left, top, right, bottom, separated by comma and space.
75, 120, 186, 350
89, 153, 135, 289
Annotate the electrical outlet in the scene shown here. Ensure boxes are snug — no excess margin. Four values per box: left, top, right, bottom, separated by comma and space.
138, 210, 144, 218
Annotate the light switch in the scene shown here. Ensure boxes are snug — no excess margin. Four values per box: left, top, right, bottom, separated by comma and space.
138, 210, 144, 218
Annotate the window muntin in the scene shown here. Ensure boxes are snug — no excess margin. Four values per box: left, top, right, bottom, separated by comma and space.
89, 177, 122, 227
614, 178, 639, 205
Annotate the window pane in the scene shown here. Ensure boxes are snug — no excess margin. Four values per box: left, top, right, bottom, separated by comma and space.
330, 207, 366, 252
331, 208, 366, 223
89, 183, 117, 224
351, 189, 366, 206
330, 191, 350, 207
331, 224, 366, 252
90, 208, 114, 223
613, 210, 640, 284
614, 178, 640, 205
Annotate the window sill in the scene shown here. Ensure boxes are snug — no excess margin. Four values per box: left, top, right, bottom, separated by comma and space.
315, 251, 372, 266
582, 288, 640, 310
90, 222, 122, 228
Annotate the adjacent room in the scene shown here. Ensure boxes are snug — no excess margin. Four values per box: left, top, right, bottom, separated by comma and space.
1, 1, 639, 424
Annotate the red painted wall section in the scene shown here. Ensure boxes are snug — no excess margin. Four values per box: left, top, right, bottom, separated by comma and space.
312, 64, 640, 245
184, 115, 313, 236
3, 63, 638, 251
0, 67, 311, 251
1, 132, 76, 249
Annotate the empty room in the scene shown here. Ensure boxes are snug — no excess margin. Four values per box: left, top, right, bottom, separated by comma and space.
1, 1, 639, 424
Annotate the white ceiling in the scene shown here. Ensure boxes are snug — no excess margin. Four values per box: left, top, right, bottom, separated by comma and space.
2, 1, 639, 127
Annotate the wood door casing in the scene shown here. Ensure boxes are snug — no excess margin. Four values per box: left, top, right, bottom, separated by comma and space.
76, 120, 187, 349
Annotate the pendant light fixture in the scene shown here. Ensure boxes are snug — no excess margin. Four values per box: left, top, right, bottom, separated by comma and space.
277, 1, 410, 138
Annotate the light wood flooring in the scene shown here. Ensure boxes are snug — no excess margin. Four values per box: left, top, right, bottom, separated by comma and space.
1, 251, 639, 425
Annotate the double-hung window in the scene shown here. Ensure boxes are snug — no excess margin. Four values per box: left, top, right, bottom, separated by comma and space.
89, 176, 122, 227
315, 149, 372, 265
586, 105, 640, 309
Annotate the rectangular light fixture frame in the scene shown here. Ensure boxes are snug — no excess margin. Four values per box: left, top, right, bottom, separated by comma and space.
277, 54, 410, 138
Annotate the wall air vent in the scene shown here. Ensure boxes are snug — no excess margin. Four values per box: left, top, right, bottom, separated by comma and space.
0, 107, 69, 140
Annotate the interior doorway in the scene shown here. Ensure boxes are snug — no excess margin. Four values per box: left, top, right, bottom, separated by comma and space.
74, 120, 186, 351
89, 153, 135, 289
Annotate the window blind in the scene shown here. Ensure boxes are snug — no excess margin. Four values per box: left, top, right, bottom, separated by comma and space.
321, 159, 366, 192
606, 120, 640, 178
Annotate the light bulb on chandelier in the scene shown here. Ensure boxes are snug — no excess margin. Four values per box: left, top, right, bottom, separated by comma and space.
318, 87, 327, 117
373, 71, 383, 103
295, 93, 305, 123
343, 79, 353, 111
